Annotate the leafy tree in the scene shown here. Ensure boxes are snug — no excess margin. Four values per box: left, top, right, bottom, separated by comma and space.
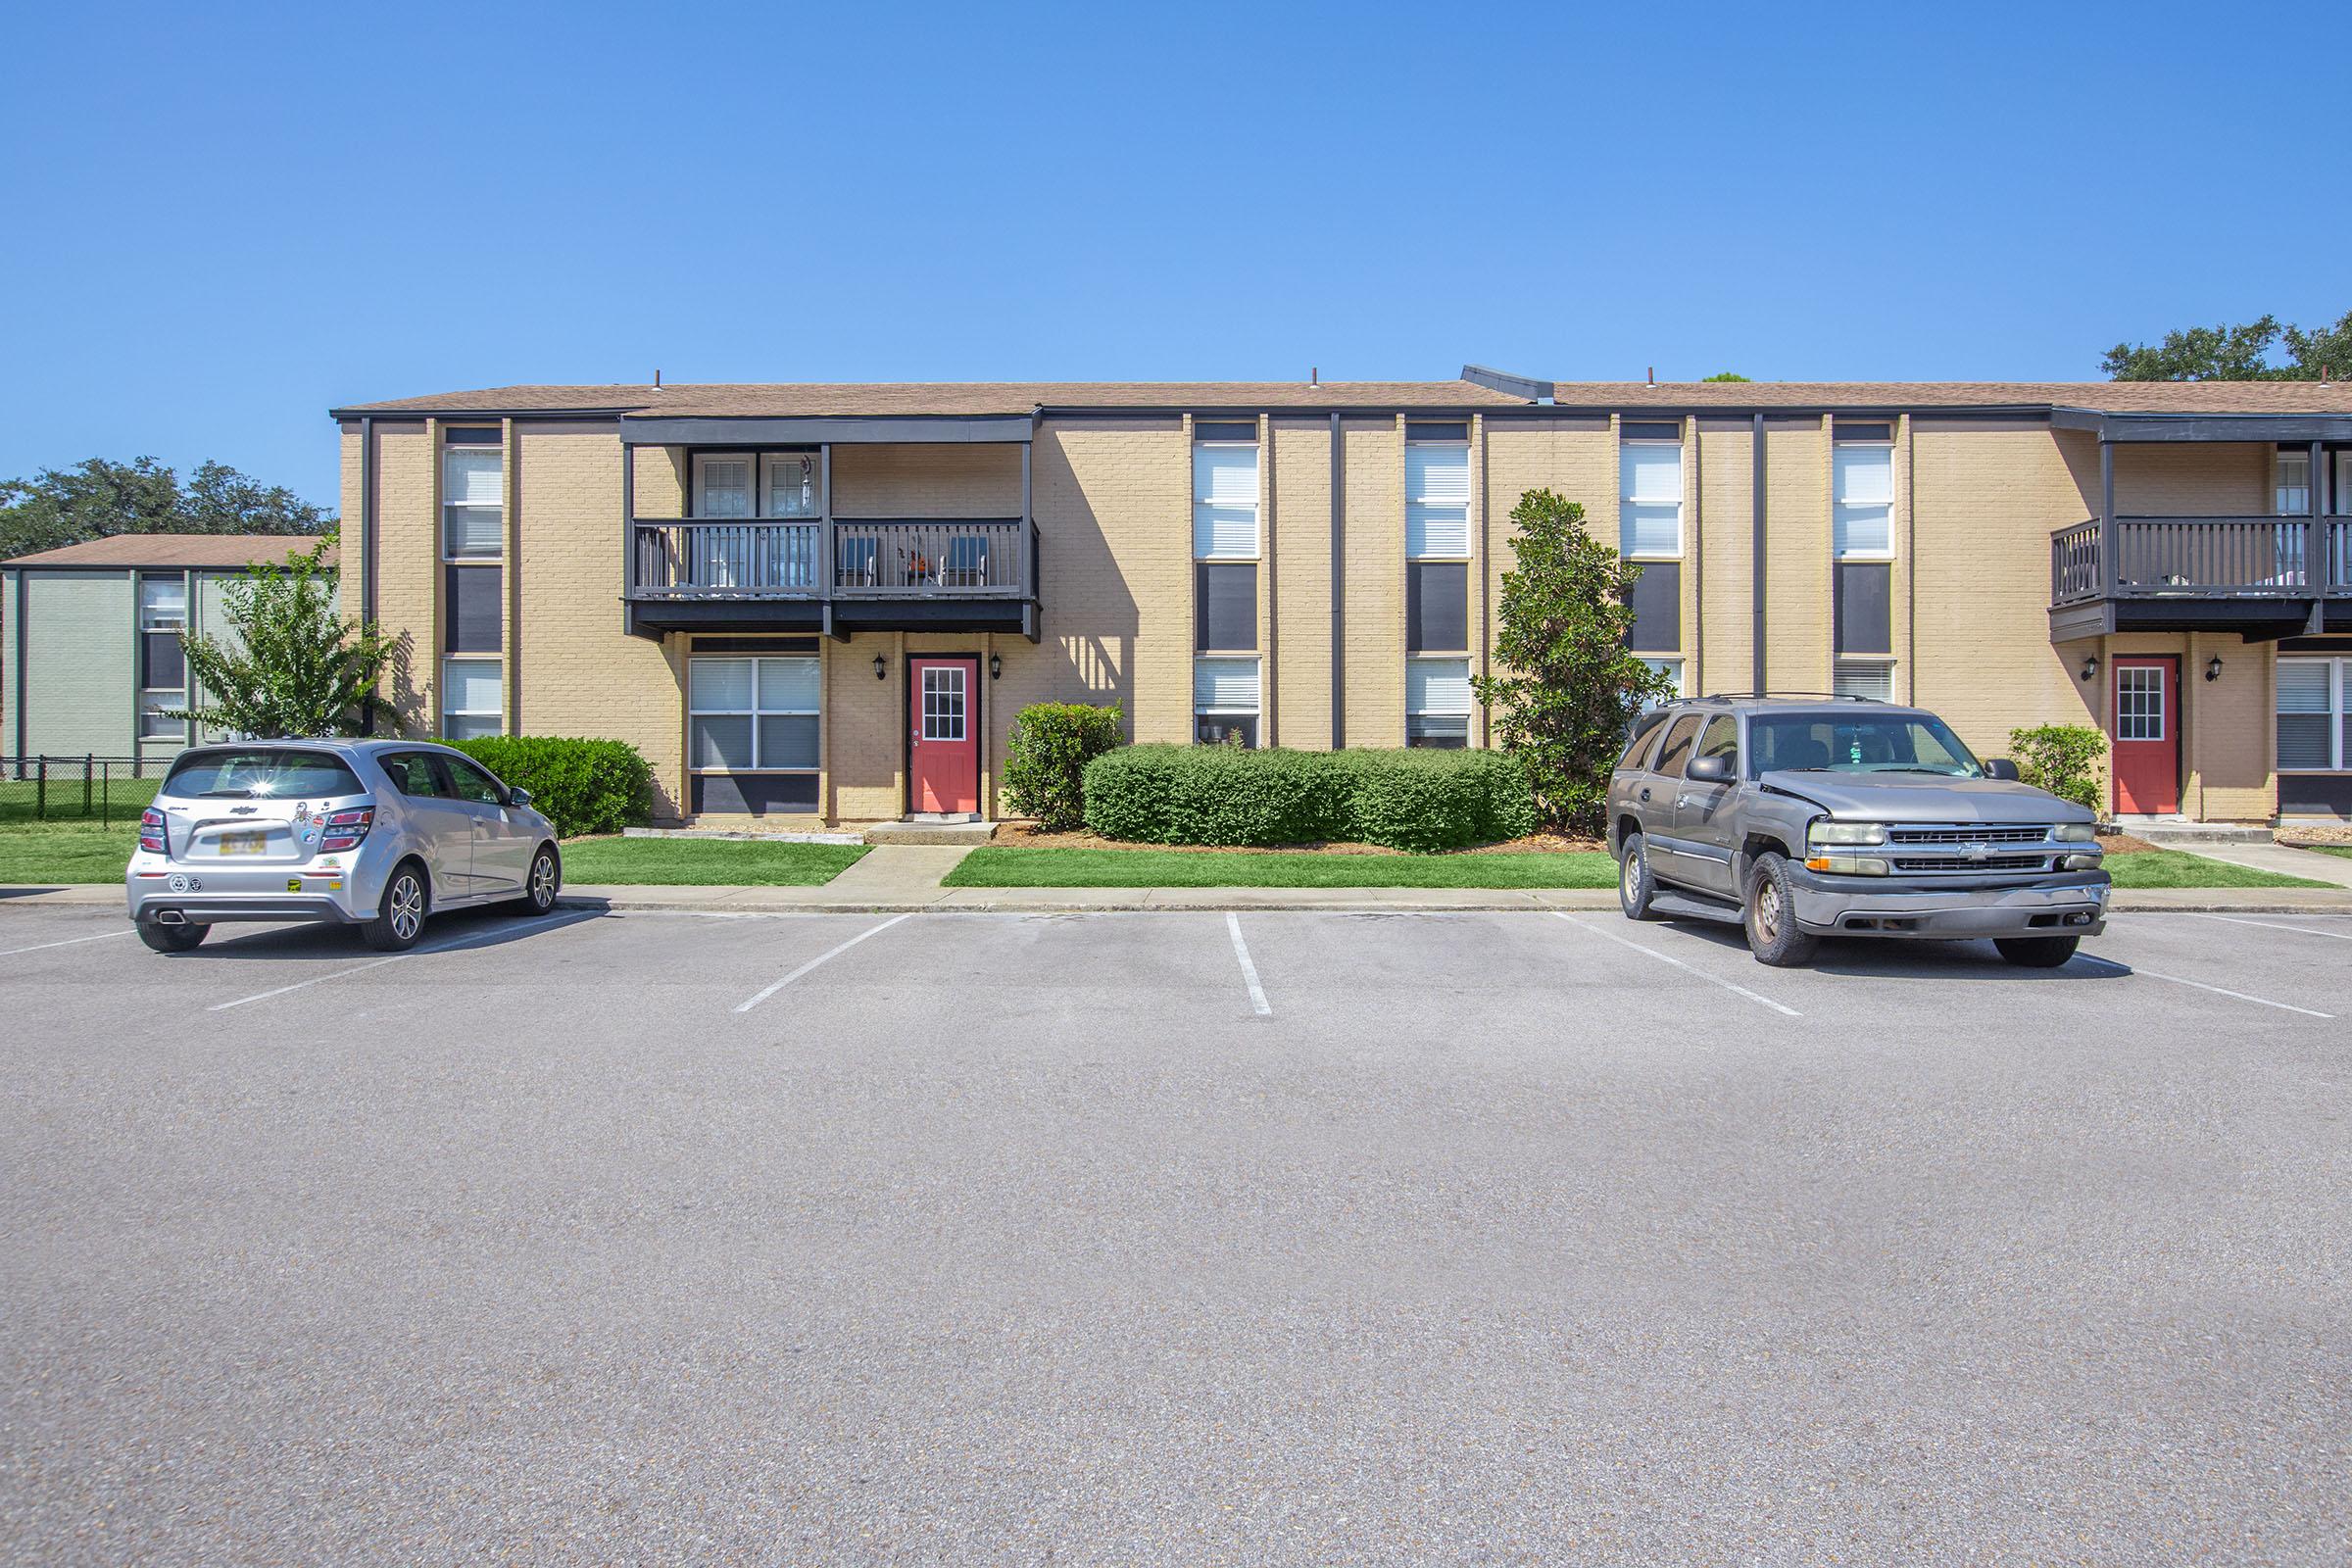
0, 456, 330, 560
1471, 489, 1671, 833
1701, 370, 1751, 382
172, 535, 394, 739
2102, 310, 2352, 380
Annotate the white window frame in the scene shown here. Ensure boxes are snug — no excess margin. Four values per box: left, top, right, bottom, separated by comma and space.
1638, 656, 1686, 707
440, 656, 503, 740
440, 437, 505, 562
1618, 433, 1684, 560
2277, 656, 2348, 772
137, 574, 187, 740
2275, 446, 2313, 517
1192, 437, 1261, 561
1405, 655, 1473, 747
1833, 658, 1896, 703
691, 453, 758, 520
760, 451, 822, 519
1405, 439, 1472, 561
687, 654, 821, 773
1832, 437, 1896, 561
1193, 654, 1261, 746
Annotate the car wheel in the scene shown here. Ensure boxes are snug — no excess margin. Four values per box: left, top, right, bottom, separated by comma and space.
514, 844, 560, 915
1618, 832, 1659, 920
361, 861, 429, 953
136, 917, 208, 954
1742, 853, 1820, 967
1993, 935, 2081, 968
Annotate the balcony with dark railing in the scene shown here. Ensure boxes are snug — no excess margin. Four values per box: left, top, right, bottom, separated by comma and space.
626, 517, 1040, 638
2049, 514, 2352, 638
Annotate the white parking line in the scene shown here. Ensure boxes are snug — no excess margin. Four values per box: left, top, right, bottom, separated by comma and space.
0, 927, 134, 957
1226, 912, 1272, 1016
2073, 954, 2333, 1019
735, 913, 911, 1013
2186, 911, 2352, 943
208, 911, 599, 1012
1552, 913, 1801, 1018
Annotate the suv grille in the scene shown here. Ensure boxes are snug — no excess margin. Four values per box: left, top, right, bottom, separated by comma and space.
1886, 824, 2051, 846
1891, 854, 2049, 874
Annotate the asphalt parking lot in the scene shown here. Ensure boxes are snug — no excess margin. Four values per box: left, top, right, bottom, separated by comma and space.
3, 902, 2348, 1565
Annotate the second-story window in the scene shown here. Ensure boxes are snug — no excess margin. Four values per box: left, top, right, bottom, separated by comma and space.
1619, 421, 1682, 657
138, 573, 187, 741
441, 427, 503, 558
694, 455, 755, 518
1834, 425, 1894, 558
1834, 422, 1895, 700
1192, 423, 1258, 558
2275, 446, 2312, 515
1406, 426, 1470, 677
1193, 422, 1259, 743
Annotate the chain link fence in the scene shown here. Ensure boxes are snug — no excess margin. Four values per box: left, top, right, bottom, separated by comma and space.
0, 757, 162, 825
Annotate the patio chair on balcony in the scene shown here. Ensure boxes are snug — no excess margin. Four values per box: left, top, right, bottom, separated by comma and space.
940, 534, 989, 589
836, 537, 879, 589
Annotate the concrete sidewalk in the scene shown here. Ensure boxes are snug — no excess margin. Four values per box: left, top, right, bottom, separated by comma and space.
2179, 840, 2352, 889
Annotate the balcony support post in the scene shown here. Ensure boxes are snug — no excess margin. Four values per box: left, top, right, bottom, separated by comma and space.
2099, 440, 2117, 601
621, 441, 637, 637
1021, 438, 1040, 643
821, 444, 846, 641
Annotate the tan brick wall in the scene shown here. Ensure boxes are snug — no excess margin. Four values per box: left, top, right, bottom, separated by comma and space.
1694, 417, 1755, 696
2185, 632, 2273, 820
369, 420, 435, 731
1340, 416, 1405, 748
2113, 442, 2269, 515
833, 444, 1023, 516
1270, 416, 1334, 750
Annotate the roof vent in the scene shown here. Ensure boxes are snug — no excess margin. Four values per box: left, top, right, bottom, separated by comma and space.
1310, 366, 1318, 385
654, 368, 662, 389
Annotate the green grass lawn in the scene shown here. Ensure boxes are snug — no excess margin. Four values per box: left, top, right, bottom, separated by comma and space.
0, 775, 159, 827
944, 847, 1621, 889
0, 821, 139, 884
559, 836, 868, 886
2103, 849, 2331, 890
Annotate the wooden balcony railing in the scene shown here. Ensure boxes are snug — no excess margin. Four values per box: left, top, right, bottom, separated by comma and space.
629, 518, 1034, 601
2051, 515, 2352, 607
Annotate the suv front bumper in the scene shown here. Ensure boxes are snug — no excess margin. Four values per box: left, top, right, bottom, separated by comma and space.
1787, 866, 2110, 939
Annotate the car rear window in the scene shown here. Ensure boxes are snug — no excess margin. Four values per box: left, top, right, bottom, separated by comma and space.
163, 749, 367, 801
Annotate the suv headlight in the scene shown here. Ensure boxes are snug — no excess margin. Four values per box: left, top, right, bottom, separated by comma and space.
1808, 821, 1886, 847
2053, 823, 2098, 844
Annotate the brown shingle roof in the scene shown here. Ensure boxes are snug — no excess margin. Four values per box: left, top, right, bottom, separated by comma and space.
332, 379, 1533, 418
1543, 380, 2352, 414
2, 534, 337, 570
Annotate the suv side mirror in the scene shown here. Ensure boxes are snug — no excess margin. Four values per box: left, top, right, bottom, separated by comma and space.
1686, 754, 1735, 783
508, 786, 534, 808
1983, 759, 2021, 781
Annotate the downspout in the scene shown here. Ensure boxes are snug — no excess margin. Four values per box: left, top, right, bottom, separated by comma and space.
359, 415, 377, 734
1330, 412, 1345, 748
1751, 414, 1766, 690
11, 567, 25, 761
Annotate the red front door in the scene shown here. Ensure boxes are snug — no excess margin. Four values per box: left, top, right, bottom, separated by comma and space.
2112, 656, 2180, 815
908, 657, 980, 814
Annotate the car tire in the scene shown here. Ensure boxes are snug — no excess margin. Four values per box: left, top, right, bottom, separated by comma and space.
1742, 853, 1820, 968
1993, 935, 2081, 968
513, 844, 561, 915
361, 861, 429, 953
1618, 832, 1659, 920
136, 917, 208, 954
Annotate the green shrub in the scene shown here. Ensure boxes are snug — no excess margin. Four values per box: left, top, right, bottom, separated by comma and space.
1082, 744, 1537, 852
2006, 724, 2107, 813
1003, 702, 1125, 831
445, 735, 655, 838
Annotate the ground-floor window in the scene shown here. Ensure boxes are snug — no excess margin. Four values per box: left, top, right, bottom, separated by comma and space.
1405, 657, 1471, 747
1834, 659, 1894, 703
2278, 657, 2349, 771
690, 655, 819, 772
1194, 656, 1259, 747
1638, 656, 1685, 707
441, 657, 502, 739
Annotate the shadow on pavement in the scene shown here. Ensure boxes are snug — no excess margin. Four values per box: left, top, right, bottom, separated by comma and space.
1654, 916, 2130, 982
173, 906, 604, 962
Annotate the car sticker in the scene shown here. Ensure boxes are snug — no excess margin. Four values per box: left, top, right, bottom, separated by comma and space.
167, 873, 199, 894
286, 878, 302, 893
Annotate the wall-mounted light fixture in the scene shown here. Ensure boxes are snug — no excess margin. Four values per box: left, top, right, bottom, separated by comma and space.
2206, 655, 2224, 682
988, 653, 1003, 680
872, 654, 887, 681
2079, 655, 2099, 682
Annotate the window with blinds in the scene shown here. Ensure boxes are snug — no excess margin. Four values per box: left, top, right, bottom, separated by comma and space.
440, 657, 503, 740
2278, 658, 2347, 771
1833, 441, 1894, 558
689, 656, 820, 772
694, 455, 756, 519
1194, 655, 1260, 747
2276, 447, 2312, 516
441, 446, 505, 559
1405, 441, 1470, 558
1193, 439, 1259, 559
1405, 657, 1471, 748
1833, 661, 1894, 703
1619, 437, 1683, 558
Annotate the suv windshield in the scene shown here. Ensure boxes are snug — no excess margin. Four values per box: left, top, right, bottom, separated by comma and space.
1747, 713, 1984, 778
163, 748, 366, 800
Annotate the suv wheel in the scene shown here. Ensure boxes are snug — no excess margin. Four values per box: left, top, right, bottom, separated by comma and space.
361, 861, 429, 953
136, 917, 208, 954
1742, 853, 1820, 968
1993, 935, 2080, 968
1618, 832, 1659, 920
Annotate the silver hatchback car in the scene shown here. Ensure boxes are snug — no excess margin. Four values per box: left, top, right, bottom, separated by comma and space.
125, 739, 562, 954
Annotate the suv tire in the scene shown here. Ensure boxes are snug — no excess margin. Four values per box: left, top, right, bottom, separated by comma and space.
361, 861, 429, 953
136, 917, 208, 954
1993, 935, 2080, 968
1742, 853, 1820, 967
1618, 832, 1659, 920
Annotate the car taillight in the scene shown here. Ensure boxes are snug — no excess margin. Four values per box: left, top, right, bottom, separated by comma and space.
319, 807, 373, 853
138, 808, 167, 855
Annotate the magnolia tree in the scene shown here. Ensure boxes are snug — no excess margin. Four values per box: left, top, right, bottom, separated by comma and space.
1471, 489, 1671, 833
172, 536, 395, 738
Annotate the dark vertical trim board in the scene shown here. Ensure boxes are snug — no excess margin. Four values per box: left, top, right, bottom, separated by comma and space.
1330, 412, 1345, 747
1750, 415, 1766, 686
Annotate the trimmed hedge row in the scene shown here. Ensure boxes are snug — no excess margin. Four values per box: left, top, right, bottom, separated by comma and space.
444, 736, 655, 838
1081, 745, 1537, 852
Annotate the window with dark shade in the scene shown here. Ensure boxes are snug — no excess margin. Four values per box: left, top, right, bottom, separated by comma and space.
445, 564, 502, 653
1621, 420, 1682, 442
1195, 563, 1257, 651
1193, 420, 1256, 443
1626, 560, 1680, 652
1835, 562, 1891, 655
1407, 562, 1468, 652
1405, 420, 1468, 442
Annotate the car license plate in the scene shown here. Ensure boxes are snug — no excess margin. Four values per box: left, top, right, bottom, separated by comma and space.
219, 830, 268, 856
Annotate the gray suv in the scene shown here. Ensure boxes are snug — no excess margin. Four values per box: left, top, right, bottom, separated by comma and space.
1607, 696, 2109, 967
125, 740, 562, 954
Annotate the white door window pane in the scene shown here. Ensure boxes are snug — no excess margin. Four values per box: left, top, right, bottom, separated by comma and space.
690, 658, 756, 711
140, 576, 187, 628
757, 656, 820, 712
1193, 445, 1259, 558
1833, 662, 1894, 702
920, 665, 967, 742
2276, 450, 2312, 515
2115, 666, 2165, 740
1405, 658, 1471, 715
696, 457, 754, 518
762, 453, 818, 518
1193, 656, 1260, 711
1406, 444, 1471, 558
2334, 451, 2351, 515
758, 714, 820, 769
690, 714, 755, 770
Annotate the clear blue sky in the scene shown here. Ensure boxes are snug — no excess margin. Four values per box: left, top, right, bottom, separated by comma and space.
3, 3, 2344, 511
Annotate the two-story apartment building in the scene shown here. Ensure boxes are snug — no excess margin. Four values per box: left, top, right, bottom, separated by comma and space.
328, 372, 2352, 827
